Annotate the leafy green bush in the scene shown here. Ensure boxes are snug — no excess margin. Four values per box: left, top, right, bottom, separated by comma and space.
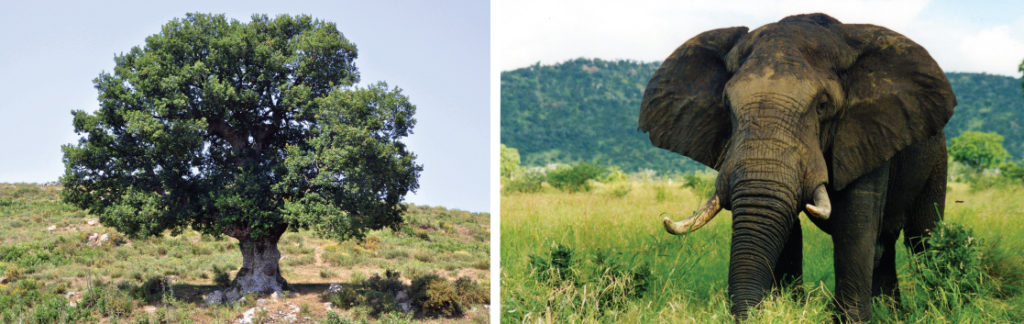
504, 168, 545, 193
454, 277, 488, 305
546, 162, 606, 192
326, 270, 405, 317
410, 274, 462, 318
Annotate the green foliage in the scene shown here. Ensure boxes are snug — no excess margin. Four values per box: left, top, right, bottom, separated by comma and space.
946, 72, 1024, 160
682, 170, 717, 198
61, 13, 420, 245
501, 59, 703, 174
546, 162, 606, 192
907, 222, 989, 310
502, 60, 1024, 172
950, 131, 1011, 172
500, 144, 522, 178
522, 244, 651, 320
503, 168, 545, 194
409, 274, 462, 318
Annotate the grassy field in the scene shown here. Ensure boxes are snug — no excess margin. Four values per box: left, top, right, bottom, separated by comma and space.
501, 178, 1024, 323
0, 183, 489, 323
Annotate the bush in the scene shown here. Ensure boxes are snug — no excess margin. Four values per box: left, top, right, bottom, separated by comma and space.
546, 162, 606, 192
454, 277, 489, 305
325, 270, 404, 317
504, 168, 545, 193
410, 275, 462, 318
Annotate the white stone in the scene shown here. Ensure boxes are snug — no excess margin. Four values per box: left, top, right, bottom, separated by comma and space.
47, 225, 56, 231
86, 219, 98, 226
98, 234, 109, 242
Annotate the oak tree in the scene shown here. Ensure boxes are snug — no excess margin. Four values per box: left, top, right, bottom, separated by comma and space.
61, 13, 421, 294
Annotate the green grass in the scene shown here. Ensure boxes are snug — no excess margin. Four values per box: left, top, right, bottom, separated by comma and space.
0, 183, 489, 323
501, 179, 1024, 323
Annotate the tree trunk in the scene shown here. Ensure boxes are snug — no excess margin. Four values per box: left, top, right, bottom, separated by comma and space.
226, 223, 288, 294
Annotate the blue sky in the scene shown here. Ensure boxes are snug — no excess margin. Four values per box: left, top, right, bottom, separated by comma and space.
0, 0, 490, 212
496, 0, 1024, 76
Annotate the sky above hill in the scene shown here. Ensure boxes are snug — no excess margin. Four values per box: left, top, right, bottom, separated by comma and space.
495, 0, 1024, 76
0, 1, 490, 212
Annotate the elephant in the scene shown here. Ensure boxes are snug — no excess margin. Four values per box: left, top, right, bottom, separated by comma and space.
638, 13, 955, 321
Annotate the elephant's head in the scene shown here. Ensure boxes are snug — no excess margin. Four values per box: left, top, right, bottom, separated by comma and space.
639, 13, 954, 317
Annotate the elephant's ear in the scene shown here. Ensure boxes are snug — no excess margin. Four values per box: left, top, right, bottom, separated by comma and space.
639, 27, 747, 169
829, 24, 955, 190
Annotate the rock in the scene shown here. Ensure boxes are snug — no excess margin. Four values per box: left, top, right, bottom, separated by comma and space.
238, 307, 260, 324
86, 219, 98, 226
324, 283, 343, 297
143, 305, 157, 314
47, 225, 57, 231
204, 290, 225, 306
323, 302, 333, 311
98, 233, 109, 243
270, 291, 281, 300
87, 233, 99, 242
256, 298, 267, 307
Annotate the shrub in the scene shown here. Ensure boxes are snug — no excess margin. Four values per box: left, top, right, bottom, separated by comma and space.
364, 269, 404, 296
410, 274, 462, 318
454, 277, 488, 305
329, 285, 362, 309
326, 270, 404, 317
504, 168, 545, 193
546, 162, 606, 192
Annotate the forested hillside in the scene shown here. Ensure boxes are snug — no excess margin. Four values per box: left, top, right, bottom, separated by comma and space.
500, 59, 1024, 173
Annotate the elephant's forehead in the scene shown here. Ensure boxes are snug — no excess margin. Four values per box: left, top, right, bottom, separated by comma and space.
726, 73, 818, 106
727, 22, 854, 73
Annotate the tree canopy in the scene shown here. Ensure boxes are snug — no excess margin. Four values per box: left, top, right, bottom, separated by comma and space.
61, 13, 421, 294
949, 131, 1010, 171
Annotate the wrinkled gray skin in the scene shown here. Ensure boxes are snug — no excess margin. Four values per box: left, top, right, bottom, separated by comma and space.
639, 13, 955, 322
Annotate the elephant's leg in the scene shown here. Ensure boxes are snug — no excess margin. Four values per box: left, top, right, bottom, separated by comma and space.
900, 134, 947, 253
774, 218, 803, 294
903, 155, 946, 253
871, 230, 900, 300
831, 162, 889, 322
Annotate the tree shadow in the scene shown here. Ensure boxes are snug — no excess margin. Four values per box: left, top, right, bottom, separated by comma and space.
164, 282, 340, 306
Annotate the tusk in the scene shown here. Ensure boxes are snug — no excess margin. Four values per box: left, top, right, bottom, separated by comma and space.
805, 184, 831, 220
663, 193, 722, 235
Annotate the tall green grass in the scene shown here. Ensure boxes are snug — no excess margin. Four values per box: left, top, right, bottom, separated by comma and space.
501, 180, 1024, 323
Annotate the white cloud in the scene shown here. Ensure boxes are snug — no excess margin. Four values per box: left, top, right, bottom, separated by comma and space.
495, 0, 931, 71
957, 26, 1024, 75
495, 0, 1024, 76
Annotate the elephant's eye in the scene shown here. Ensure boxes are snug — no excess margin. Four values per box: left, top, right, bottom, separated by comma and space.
816, 95, 831, 117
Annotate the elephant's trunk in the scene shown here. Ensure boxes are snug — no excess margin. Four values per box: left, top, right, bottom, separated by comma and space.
727, 178, 800, 319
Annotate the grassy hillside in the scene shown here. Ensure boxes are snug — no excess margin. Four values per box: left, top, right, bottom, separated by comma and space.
501, 179, 1024, 323
501, 59, 1024, 173
0, 183, 489, 323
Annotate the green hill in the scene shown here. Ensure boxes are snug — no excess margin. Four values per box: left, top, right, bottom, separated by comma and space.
500, 59, 1024, 173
